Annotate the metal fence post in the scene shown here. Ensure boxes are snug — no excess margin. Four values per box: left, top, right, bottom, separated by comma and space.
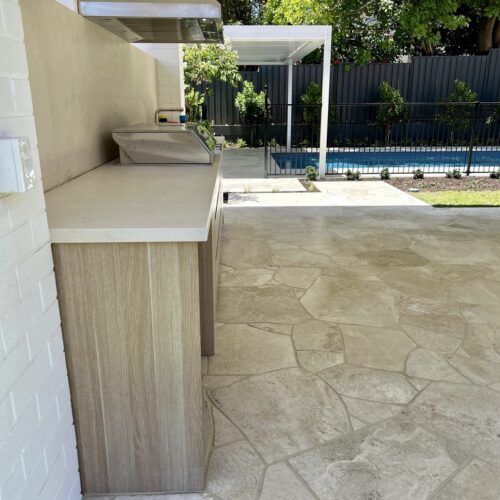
466, 101, 480, 176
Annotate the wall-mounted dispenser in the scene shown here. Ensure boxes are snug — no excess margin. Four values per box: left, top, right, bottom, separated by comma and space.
0, 138, 35, 193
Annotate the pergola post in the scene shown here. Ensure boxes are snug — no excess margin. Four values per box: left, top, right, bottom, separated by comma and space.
318, 26, 332, 179
286, 60, 293, 151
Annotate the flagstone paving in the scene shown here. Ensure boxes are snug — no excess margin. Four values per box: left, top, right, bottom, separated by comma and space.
204, 205, 500, 500
87, 205, 500, 500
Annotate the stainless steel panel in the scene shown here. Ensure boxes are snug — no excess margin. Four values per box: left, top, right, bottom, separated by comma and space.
112, 125, 214, 164
79, 0, 221, 18
78, 1, 223, 44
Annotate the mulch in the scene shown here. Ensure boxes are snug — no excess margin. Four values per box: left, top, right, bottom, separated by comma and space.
386, 176, 500, 192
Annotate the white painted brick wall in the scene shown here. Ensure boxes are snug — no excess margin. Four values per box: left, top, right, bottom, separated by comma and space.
0, 1, 81, 499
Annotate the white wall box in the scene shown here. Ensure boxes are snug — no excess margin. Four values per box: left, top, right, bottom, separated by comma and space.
0, 138, 34, 193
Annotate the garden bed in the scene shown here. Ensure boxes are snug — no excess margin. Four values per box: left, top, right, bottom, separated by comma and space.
386, 176, 500, 192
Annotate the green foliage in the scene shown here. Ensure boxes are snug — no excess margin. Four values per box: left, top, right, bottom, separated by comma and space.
438, 80, 477, 133
305, 166, 317, 181
400, 0, 500, 55
223, 137, 248, 148
398, 0, 467, 55
489, 169, 500, 179
220, 0, 263, 24
413, 169, 425, 179
183, 44, 241, 121
263, 0, 403, 64
234, 81, 266, 124
235, 138, 248, 148
380, 168, 391, 180
376, 82, 409, 145
263, 1, 500, 62
486, 98, 500, 126
345, 169, 361, 180
446, 168, 463, 179
300, 83, 337, 140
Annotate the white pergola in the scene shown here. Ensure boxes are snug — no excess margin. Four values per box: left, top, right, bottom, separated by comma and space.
224, 25, 332, 178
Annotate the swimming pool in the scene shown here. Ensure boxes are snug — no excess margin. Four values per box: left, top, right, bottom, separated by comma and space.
271, 150, 500, 173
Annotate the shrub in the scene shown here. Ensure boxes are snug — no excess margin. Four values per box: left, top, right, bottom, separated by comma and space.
446, 169, 463, 179
413, 169, 424, 179
438, 80, 477, 140
235, 81, 267, 146
235, 138, 247, 148
376, 82, 409, 145
235, 81, 266, 124
345, 169, 361, 181
380, 168, 390, 180
305, 165, 317, 181
300, 82, 337, 144
490, 169, 500, 179
486, 98, 500, 126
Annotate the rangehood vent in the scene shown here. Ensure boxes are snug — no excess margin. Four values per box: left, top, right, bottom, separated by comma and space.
78, 1, 224, 44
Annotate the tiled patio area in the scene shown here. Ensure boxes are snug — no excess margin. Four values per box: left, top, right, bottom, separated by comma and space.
203, 204, 500, 500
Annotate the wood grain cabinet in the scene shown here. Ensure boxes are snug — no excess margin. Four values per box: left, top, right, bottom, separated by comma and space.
52, 172, 223, 495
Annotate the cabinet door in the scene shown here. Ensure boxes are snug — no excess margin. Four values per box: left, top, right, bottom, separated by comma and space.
53, 242, 204, 494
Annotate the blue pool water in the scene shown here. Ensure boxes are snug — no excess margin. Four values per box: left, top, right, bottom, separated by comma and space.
271, 150, 500, 172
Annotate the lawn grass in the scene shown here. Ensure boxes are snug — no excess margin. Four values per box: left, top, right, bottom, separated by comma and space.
414, 190, 500, 207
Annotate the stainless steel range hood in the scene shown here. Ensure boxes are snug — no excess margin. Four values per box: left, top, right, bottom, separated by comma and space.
78, 0, 223, 43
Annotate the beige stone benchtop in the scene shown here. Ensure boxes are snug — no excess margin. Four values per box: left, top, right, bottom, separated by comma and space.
46, 153, 222, 243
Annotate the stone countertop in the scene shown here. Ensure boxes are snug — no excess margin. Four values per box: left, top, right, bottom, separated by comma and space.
45, 152, 222, 243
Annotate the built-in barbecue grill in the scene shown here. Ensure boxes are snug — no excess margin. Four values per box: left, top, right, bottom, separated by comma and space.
112, 122, 217, 164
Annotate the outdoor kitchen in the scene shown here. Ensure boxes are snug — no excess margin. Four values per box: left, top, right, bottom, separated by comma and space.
5, 0, 225, 496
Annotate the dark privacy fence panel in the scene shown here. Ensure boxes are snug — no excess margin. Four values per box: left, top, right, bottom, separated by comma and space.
205, 49, 500, 125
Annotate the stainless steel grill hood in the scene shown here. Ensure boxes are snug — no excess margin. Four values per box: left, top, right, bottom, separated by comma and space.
78, 0, 223, 43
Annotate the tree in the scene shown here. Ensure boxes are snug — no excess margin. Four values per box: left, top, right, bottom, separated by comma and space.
468, 0, 500, 52
183, 44, 241, 121
220, 0, 265, 24
263, 0, 404, 64
262, 0, 500, 60
300, 82, 337, 145
438, 80, 478, 142
398, 0, 500, 55
235, 81, 266, 123
376, 81, 409, 145
234, 81, 267, 145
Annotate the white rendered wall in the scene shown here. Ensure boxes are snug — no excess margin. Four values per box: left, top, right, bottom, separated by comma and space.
52, 0, 185, 124
53, 0, 77, 11
0, 0, 81, 498
137, 43, 186, 122
22, 0, 158, 191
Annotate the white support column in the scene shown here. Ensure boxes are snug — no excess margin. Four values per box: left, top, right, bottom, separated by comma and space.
319, 27, 332, 179
286, 60, 293, 151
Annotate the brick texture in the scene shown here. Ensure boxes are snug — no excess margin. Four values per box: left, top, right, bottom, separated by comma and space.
0, 1, 81, 498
